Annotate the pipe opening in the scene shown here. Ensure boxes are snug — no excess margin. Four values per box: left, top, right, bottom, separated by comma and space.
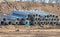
17, 18, 20, 21
35, 18, 37, 20
57, 19, 59, 21
40, 22, 43, 24
56, 16, 58, 18
36, 14, 38, 16
1, 21, 4, 25
16, 22, 19, 24
19, 21, 21, 25
26, 18, 29, 20
38, 18, 40, 20
54, 22, 56, 24
19, 21, 25, 25
21, 18, 25, 20
53, 15, 55, 17
3, 18, 6, 21
35, 22, 36, 24
8, 21, 12, 25
54, 19, 56, 20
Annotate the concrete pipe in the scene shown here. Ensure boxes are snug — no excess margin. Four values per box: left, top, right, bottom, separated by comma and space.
54, 19, 56, 21
34, 21, 38, 25
1, 21, 5, 25
28, 14, 30, 17
35, 18, 38, 20
37, 22, 41, 25
4, 22, 8, 25
4, 20, 11, 25
39, 15, 40, 17
35, 22, 37, 24
44, 22, 46, 25
35, 14, 38, 16
45, 22, 48, 25
19, 21, 20, 24
40, 22, 44, 25
12, 21, 19, 25
52, 15, 55, 17
30, 20, 35, 25
3, 18, 7, 21
33, 15, 35, 17
51, 22, 55, 25
0, 17, 7, 21
44, 16, 47, 18
57, 19, 59, 21
52, 15, 58, 18
43, 22, 45, 25
51, 22, 54, 25
54, 22, 56, 24
49, 22, 54, 25
16, 21, 19, 25
0, 21, 2, 26
50, 14, 53, 17
16, 18, 20, 21
45, 19, 48, 21
56, 16, 58, 18
3, 18, 6, 21
38, 18, 40, 20
45, 22, 49, 24
12, 9, 28, 16
19, 19, 25, 25
46, 15, 49, 18
26, 18, 30, 20
42, 18, 45, 21
8, 21, 12, 25
56, 20, 60, 25
30, 17, 34, 20
51, 18, 54, 21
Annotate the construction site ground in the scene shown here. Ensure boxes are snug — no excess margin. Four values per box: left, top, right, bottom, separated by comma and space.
0, 25, 59, 37
0, 1, 60, 37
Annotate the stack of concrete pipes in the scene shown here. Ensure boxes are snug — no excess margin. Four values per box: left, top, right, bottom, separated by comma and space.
0, 9, 59, 26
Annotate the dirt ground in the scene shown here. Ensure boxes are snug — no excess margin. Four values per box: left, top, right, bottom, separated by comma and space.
0, 1, 60, 37
0, 25, 59, 37
0, 2, 60, 18
0, 29, 60, 37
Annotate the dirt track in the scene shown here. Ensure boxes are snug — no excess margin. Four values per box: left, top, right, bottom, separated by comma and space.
0, 25, 59, 37
0, 29, 60, 37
